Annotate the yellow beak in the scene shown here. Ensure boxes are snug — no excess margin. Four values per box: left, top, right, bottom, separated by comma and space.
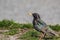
28, 12, 32, 16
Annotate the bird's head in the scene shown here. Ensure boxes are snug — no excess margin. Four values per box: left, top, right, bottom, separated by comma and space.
28, 12, 41, 19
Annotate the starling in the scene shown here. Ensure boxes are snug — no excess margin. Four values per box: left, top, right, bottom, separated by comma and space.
28, 13, 59, 39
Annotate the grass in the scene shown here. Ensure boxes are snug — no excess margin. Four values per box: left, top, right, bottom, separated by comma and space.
0, 19, 33, 30
0, 19, 60, 40
4, 29, 19, 35
19, 30, 60, 40
19, 30, 40, 40
0, 19, 60, 31
20, 24, 33, 29
49, 24, 60, 31
0, 19, 33, 35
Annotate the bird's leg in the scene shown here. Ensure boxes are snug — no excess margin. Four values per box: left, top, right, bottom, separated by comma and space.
39, 32, 44, 40
43, 33, 46, 38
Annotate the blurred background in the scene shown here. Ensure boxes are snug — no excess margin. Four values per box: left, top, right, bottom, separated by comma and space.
0, 0, 60, 24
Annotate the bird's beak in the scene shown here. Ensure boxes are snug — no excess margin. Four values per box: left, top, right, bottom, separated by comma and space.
28, 12, 32, 16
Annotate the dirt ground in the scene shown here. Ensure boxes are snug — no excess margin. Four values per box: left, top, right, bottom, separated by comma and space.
0, 29, 29, 40
0, 29, 60, 40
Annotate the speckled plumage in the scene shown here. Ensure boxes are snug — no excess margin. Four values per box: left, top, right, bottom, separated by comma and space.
32, 13, 59, 37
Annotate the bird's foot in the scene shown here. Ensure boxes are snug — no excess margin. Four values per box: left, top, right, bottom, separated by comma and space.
39, 38, 43, 40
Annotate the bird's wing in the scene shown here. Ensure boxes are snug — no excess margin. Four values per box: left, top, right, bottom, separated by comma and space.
35, 20, 59, 37
37, 19, 47, 27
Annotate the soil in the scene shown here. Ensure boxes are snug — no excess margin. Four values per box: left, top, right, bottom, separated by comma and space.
0, 29, 60, 40
0, 29, 30, 40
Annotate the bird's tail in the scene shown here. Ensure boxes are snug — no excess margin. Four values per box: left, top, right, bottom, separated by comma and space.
47, 27, 59, 37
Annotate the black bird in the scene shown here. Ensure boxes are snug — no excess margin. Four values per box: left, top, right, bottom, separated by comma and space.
28, 13, 59, 39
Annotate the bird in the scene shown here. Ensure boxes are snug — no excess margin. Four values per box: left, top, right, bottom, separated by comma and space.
28, 13, 59, 40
